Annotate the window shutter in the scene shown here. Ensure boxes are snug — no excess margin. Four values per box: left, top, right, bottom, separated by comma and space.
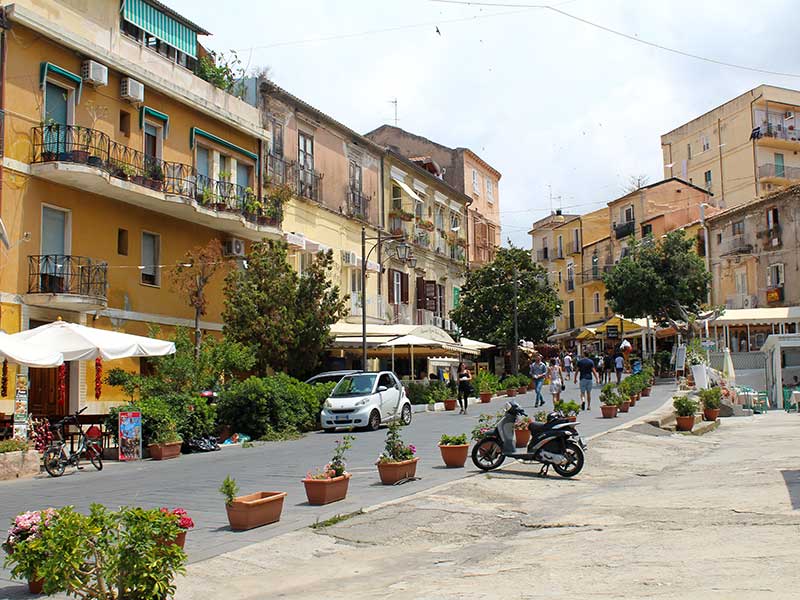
388, 269, 395, 304
401, 273, 409, 304
767, 268, 772, 287
416, 276, 425, 308
425, 280, 437, 312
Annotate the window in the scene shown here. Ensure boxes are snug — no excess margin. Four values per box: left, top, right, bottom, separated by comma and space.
702, 135, 710, 152
593, 292, 600, 314
119, 111, 131, 136
218, 154, 230, 180
117, 228, 128, 256
623, 205, 634, 223
298, 132, 314, 172
486, 177, 494, 203
415, 194, 424, 219
472, 169, 479, 193
236, 161, 252, 189
143, 121, 162, 161
775, 153, 785, 178
768, 263, 785, 288
572, 228, 580, 251
735, 268, 747, 295
41, 205, 70, 256
642, 223, 653, 237
392, 270, 401, 304
767, 207, 779, 230
704, 170, 712, 191
450, 214, 460, 232
557, 235, 563, 258
141, 232, 160, 286
732, 220, 744, 236
716, 232, 723, 244
435, 207, 444, 230
392, 185, 402, 209
350, 268, 362, 303
349, 161, 362, 193
568, 300, 575, 329
271, 120, 284, 156
687, 143, 692, 160
378, 373, 396, 390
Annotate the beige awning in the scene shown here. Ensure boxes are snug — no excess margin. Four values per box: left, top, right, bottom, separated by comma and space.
391, 178, 422, 203
713, 307, 800, 326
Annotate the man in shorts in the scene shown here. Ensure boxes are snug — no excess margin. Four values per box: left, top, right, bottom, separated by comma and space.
615, 352, 625, 384
563, 352, 573, 380
574, 354, 599, 411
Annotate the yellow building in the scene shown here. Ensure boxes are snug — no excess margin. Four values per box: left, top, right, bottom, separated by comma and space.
0, 0, 280, 415
661, 84, 800, 208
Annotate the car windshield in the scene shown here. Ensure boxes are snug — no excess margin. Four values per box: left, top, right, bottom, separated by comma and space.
331, 374, 377, 397
309, 374, 347, 385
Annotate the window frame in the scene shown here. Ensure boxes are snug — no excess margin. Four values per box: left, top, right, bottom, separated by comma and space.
40, 203, 72, 256
593, 292, 600, 314
472, 169, 480, 193
732, 220, 745, 236
42, 78, 76, 126
143, 119, 164, 161
768, 263, 785, 288
485, 176, 494, 203
140, 230, 161, 287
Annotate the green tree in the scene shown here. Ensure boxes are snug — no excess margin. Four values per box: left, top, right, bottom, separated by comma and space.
603, 229, 710, 321
222, 240, 347, 378
450, 246, 560, 346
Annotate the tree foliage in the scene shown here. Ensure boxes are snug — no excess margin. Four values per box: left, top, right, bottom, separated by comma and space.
222, 240, 347, 378
603, 230, 710, 321
450, 246, 560, 345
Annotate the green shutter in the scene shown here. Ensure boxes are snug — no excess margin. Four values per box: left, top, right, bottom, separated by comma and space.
39, 62, 83, 102
453, 287, 461, 308
139, 106, 170, 138
190, 127, 259, 169
123, 0, 198, 58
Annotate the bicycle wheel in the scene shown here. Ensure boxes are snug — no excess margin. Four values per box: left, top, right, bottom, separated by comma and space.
87, 443, 103, 471
43, 448, 66, 477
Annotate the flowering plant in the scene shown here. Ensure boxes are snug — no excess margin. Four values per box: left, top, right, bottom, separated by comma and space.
2, 509, 56, 556
377, 421, 416, 464
306, 435, 354, 479
471, 410, 504, 441
513, 415, 532, 431
160, 507, 194, 530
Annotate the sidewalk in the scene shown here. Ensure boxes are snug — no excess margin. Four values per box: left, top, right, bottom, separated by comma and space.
174, 411, 800, 600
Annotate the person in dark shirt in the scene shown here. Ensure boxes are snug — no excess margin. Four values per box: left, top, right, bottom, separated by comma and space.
602, 353, 613, 384
574, 354, 599, 411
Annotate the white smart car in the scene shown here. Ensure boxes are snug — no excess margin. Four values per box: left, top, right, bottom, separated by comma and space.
320, 371, 412, 431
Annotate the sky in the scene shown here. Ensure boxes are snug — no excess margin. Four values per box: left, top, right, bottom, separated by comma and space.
169, 0, 800, 247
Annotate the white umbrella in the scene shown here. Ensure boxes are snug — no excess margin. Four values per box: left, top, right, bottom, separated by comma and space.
380, 335, 447, 380
722, 346, 736, 385
10, 321, 175, 361
0, 331, 64, 368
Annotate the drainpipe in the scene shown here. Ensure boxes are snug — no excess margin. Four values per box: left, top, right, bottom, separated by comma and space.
717, 117, 725, 205
0, 9, 7, 218
751, 92, 764, 200
700, 202, 711, 306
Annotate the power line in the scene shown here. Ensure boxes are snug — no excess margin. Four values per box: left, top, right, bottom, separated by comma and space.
430, 0, 800, 79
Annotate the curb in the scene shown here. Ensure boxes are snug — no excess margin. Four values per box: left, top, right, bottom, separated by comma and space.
586, 386, 680, 442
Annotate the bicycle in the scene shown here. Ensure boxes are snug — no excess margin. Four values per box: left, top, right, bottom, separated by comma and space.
43, 407, 103, 477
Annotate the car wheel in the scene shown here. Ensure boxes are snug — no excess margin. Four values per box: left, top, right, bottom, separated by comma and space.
400, 403, 412, 426
368, 409, 381, 431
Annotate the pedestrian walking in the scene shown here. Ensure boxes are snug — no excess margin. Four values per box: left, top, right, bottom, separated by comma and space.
548, 358, 564, 405
614, 352, 625, 384
603, 352, 613, 384
457, 362, 472, 414
529, 354, 547, 407
574, 354, 599, 411
563, 352, 573, 381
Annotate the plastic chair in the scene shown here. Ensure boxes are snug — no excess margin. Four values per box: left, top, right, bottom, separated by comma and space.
753, 392, 769, 413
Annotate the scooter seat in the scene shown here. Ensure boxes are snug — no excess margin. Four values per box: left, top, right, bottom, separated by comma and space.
528, 421, 548, 433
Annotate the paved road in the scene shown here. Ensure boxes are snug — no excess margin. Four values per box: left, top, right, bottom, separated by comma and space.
0, 379, 674, 595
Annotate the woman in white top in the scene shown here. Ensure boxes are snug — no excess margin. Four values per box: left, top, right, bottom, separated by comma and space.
548, 358, 563, 405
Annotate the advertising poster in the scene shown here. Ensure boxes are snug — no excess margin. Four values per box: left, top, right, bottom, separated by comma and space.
118, 411, 142, 461
12, 375, 28, 440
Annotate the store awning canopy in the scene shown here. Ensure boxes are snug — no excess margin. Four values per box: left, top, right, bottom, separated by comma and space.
379, 334, 479, 356
576, 327, 597, 341
391, 178, 423, 203
10, 321, 175, 361
594, 315, 653, 334
712, 307, 800, 326
459, 337, 494, 350
0, 331, 64, 368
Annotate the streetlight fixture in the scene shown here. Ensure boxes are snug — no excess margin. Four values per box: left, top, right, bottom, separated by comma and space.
361, 226, 413, 371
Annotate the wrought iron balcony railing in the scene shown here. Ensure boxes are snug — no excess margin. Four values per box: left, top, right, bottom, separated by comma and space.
27, 255, 107, 300
614, 220, 636, 239
346, 189, 370, 221
536, 248, 549, 262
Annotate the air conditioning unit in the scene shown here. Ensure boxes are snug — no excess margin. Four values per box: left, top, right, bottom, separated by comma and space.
120, 77, 144, 103
742, 295, 758, 309
433, 316, 444, 328
341, 250, 358, 266
81, 60, 108, 87
222, 238, 246, 258
444, 319, 452, 330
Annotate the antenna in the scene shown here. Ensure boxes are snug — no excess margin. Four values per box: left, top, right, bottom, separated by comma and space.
389, 98, 398, 126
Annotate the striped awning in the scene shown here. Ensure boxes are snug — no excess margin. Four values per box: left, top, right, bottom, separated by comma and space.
123, 0, 201, 58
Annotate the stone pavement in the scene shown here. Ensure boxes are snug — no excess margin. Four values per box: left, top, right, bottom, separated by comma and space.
171, 410, 800, 600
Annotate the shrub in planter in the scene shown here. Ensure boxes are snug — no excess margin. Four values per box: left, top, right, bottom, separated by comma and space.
376, 421, 418, 484
514, 416, 532, 447
220, 475, 286, 530
148, 419, 183, 460
438, 433, 469, 467
673, 395, 698, 431
303, 435, 354, 505
600, 383, 622, 418
698, 387, 721, 421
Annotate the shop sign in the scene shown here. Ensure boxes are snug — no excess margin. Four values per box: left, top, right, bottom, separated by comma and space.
766, 287, 784, 304
605, 325, 619, 339
13, 375, 28, 440
118, 411, 142, 461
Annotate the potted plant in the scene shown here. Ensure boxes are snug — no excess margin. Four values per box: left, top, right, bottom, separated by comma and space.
147, 419, 183, 460
303, 435, 354, 505
220, 475, 286, 530
376, 421, 418, 484
438, 433, 469, 468
514, 415, 532, 448
641, 365, 655, 396
560, 400, 580, 422
159, 507, 194, 549
600, 383, 622, 418
673, 395, 698, 431
505, 375, 518, 397
2, 508, 57, 593
699, 388, 721, 422
617, 378, 634, 410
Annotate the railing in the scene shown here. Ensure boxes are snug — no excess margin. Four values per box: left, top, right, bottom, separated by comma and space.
614, 220, 635, 239
758, 225, 782, 248
349, 294, 384, 319
758, 163, 800, 180
568, 241, 581, 254
295, 165, 323, 202
566, 278, 575, 292
31, 124, 283, 228
720, 234, 752, 255
581, 265, 612, 282
27, 255, 107, 300
413, 228, 431, 249
755, 124, 800, 143
266, 152, 291, 186
346, 189, 370, 220
415, 308, 436, 326
390, 303, 412, 325
449, 244, 466, 263
536, 249, 549, 262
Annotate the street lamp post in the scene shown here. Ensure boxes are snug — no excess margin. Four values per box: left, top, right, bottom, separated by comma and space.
361, 226, 411, 371
512, 266, 519, 375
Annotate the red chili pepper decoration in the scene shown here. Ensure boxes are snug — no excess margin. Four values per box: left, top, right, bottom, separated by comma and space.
1, 359, 7, 397
95, 357, 103, 400
57, 363, 66, 409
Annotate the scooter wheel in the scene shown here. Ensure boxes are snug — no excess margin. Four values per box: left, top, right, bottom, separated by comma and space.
552, 441, 584, 478
471, 438, 505, 471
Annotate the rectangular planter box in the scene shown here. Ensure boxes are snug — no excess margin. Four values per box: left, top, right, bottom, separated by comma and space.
0, 450, 41, 481
226, 491, 287, 530
148, 441, 182, 460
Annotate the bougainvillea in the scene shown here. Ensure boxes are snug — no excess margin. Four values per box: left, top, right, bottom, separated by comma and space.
57, 364, 66, 410
1, 359, 7, 397
94, 357, 103, 400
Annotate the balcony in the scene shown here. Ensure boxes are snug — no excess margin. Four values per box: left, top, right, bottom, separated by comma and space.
415, 308, 436, 326
536, 248, 549, 262
614, 220, 636, 239
413, 228, 431, 249
25, 255, 107, 311
348, 294, 385, 322
581, 265, 612, 282
758, 162, 800, 185
296, 165, 323, 202
719, 234, 753, 256
389, 303, 412, 325
566, 278, 575, 292
568, 241, 581, 255
31, 125, 283, 240
753, 123, 800, 150
346, 189, 370, 221
757, 225, 782, 249
266, 152, 291, 186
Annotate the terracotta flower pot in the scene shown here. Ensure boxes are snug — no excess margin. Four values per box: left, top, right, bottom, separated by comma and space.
479, 391, 492, 403
601, 405, 618, 419
634, 393, 641, 401
517, 386, 528, 395
703, 408, 720, 422
303, 473, 351, 505
444, 398, 457, 411
28, 578, 44, 594
506, 388, 517, 397
675, 415, 695, 431
641, 387, 652, 397
148, 441, 182, 460
377, 457, 419, 484
225, 491, 287, 530
629, 396, 637, 407
514, 428, 531, 448
439, 444, 469, 468
567, 415, 577, 423
619, 400, 631, 413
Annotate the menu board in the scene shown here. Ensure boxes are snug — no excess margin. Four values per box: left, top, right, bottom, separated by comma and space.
12, 375, 28, 440
118, 411, 142, 461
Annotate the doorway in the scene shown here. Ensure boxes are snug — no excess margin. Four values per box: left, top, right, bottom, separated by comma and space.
26, 319, 69, 417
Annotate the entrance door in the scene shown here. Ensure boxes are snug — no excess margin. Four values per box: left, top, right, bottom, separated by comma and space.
27, 320, 69, 417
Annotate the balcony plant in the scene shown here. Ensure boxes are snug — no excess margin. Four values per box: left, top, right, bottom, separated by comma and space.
220, 475, 287, 530
389, 208, 414, 222
147, 419, 183, 461
376, 421, 418, 484
600, 383, 622, 418
673, 395, 698, 431
146, 162, 165, 191
698, 387, 721, 421
514, 415, 532, 448
438, 433, 469, 468
417, 218, 435, 231
159, 507, 194, 549
303, 435, 354, 505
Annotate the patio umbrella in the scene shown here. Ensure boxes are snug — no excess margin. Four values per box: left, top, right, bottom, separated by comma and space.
0, 331, 64, 368
10, 321, 175, 361
722, 346, 736, 385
